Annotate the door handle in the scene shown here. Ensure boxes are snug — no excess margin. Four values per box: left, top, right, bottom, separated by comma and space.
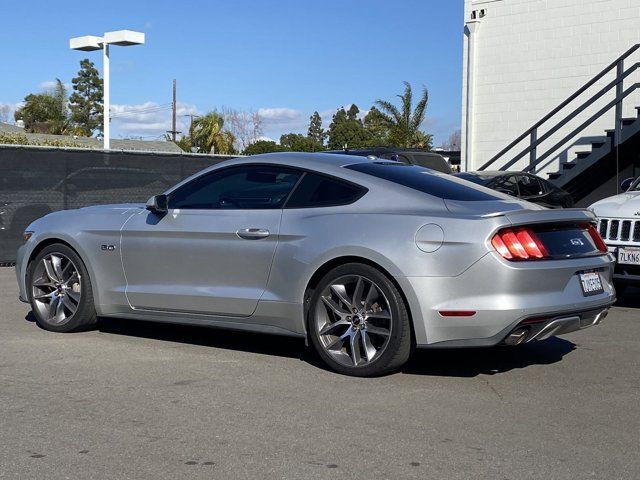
236, 228, 270, 240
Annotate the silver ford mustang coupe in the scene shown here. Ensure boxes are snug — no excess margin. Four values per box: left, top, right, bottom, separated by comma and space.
15, 153, 615, 376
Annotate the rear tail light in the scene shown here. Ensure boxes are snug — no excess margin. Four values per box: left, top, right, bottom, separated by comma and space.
583, 223, 608, 252
491, 227, 549, 260
492, 223, 607, 261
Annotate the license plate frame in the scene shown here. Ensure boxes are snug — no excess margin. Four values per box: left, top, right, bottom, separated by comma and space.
579, 270, 604, 297
618, 246, 640, 266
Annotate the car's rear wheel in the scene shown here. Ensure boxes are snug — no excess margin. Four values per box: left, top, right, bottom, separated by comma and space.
308, 263, 412, 377
27, 244, 97, 333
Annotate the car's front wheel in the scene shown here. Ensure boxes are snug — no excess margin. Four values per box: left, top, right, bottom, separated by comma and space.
308, 263, 412, 377
27, 243, 97, 333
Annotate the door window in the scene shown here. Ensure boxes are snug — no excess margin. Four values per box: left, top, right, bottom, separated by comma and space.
169, 165, 302, 210
491, 175, 519, 196
517, 175, 544, 197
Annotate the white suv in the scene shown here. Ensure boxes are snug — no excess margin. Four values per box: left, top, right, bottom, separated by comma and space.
589, 177, 640, 294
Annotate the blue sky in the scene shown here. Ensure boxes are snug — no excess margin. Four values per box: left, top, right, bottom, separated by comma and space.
0, 0, 463, 146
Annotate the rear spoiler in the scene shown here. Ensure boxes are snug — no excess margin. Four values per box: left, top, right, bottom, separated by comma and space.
503, 208, 595, 226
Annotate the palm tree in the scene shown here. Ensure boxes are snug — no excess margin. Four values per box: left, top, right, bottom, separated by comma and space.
374, 81, 432, 149
190, 112, 236, 154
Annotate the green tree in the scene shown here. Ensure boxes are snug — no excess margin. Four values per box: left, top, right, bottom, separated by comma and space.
346, 104, 360, 121
363, 106, 389, 145
189, 112, 236, 154
69, 59, 104, 136
328, 107, 348, 134
279, 133, 323, 152
243, 140, 283, 155
307, 111, 325, 146
374, 81, 432, 149
327, 106, 372, 149
14, 79, 69, 134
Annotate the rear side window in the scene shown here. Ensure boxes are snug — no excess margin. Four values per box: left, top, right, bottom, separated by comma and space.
285, 173, 365, 208
345, 162, 501, 201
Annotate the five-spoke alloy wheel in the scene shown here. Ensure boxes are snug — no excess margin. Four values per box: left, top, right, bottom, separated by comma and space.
308, 263, 412, 377
28, 244, 97, 332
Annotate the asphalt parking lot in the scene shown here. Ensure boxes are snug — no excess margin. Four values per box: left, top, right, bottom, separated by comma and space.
0, 268, 638, 479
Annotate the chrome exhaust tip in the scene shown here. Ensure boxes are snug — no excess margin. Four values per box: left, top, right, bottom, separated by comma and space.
504, 327, 528, 346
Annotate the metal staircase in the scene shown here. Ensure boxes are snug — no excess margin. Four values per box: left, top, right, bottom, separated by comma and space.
478, 44, 640, 204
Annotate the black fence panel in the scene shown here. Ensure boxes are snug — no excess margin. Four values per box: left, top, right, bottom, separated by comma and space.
0, 146, 232, 263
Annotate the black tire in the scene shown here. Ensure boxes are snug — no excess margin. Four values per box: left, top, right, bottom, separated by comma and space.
307, 263, 412, 377
27, 243, 97, 333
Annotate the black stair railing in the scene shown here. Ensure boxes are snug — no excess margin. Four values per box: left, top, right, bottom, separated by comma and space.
478, 44, 640, 173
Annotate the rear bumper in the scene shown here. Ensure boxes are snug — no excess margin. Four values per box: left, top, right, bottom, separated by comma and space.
502, 307, 609, 345
401, 251, 615, 347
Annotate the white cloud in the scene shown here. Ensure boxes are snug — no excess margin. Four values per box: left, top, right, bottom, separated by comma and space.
256, 107, 309, 141
110, 101, 199, 138
39, 80, 72, 91
257, 107, 302, 122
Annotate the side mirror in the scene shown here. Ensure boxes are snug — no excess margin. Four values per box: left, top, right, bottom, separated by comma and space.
146, 194, 168, 214
620, 177, 635, 192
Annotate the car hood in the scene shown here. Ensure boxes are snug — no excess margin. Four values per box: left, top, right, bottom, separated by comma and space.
589, 192, 640, 218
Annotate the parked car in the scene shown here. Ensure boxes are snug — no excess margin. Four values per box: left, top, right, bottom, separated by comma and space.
589, 176, 640, 295
454, 171, 575, 208
16, 153, 613, 376
326, 148, 452, 174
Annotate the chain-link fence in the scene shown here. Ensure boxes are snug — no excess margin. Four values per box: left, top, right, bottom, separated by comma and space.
0, 145, 233, 264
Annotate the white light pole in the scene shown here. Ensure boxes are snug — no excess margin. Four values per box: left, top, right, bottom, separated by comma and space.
70, 30, 145, 150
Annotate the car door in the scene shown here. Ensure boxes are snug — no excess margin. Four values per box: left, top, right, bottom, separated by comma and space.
121, 164, 302, 317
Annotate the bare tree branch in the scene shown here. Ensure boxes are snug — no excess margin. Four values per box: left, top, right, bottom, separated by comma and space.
442, 129, 461, 150
221, 107, 264, 151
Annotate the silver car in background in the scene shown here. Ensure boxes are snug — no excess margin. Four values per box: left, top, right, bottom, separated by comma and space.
15, 153, 615, 376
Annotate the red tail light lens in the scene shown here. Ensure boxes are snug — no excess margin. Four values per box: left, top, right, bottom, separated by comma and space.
491, 227, 549, 260
584, 223, 608, 252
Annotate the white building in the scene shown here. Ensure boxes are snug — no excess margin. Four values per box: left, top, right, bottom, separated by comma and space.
461, 0, 640, 186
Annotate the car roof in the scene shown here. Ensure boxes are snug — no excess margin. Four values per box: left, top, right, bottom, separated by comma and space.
167, 152, 377, 193
203, 152, 373, 173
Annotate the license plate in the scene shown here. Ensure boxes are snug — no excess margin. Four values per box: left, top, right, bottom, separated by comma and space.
618, 247, 640, 265
579, 271, 604, 297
